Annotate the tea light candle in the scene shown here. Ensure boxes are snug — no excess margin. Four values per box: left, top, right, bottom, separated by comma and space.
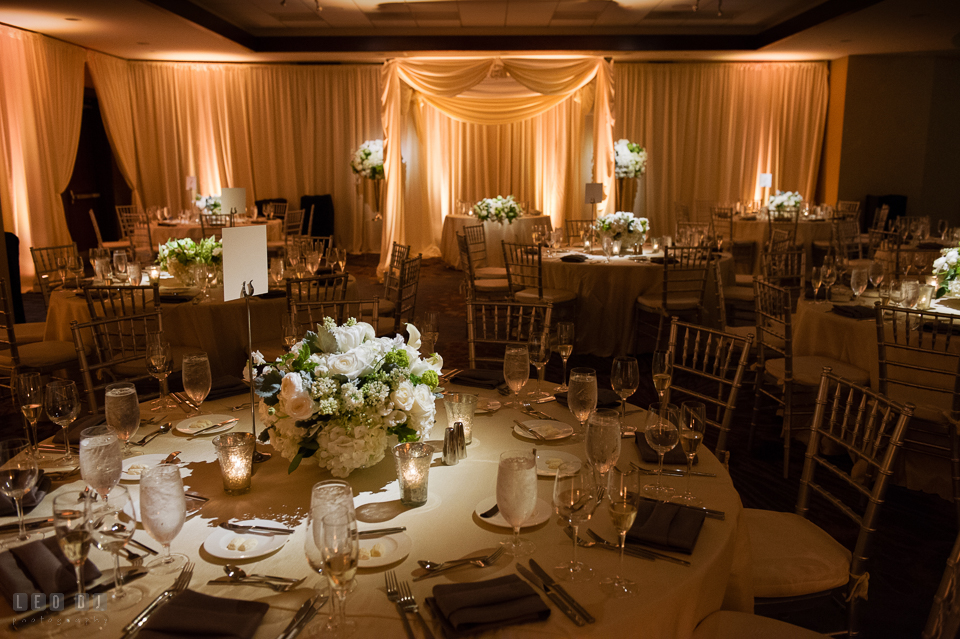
146, 264, 162, 286
918, 284, 935, 310
213, 432, 255, 495
392, 442, 434, 507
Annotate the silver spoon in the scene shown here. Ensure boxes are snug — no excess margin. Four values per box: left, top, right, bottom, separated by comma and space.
133, 422, 173, 446
223, 564, 300, 583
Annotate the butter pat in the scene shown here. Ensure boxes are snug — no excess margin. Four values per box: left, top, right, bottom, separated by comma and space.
192, 418, 213, 431
359, 542, 386, 561
227, 536, 258, 552
126, 464, 149, 476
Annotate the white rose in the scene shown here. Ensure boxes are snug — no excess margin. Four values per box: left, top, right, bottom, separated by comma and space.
327, 352, 366, 379
284, 393, 316, 421
391, 380, 415, 411
332, 322, 375, 351
411, 353, 443, 377
947, 250, 959, 267
384, 409, 408, 427
406, 324, 422, 350
934, 256, 948, 273
279, 373, 304, 401
410, 384, 436, 418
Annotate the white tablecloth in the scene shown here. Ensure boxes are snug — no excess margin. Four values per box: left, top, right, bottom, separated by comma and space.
0, 384, 752, 638
440, 215, 553, 269
152, 219, 282, 246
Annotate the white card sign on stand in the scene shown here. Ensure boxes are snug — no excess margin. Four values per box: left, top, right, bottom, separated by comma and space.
221, 225, 267, 302
758, 173, 773, 188
221, 187, 246, 217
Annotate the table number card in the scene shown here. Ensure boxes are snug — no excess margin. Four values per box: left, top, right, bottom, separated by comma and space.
221, 226, 267, 302
584, 183, 604, 204
221, 187, 246, 217
185, 175, 197, 190
758, 173, 773, 188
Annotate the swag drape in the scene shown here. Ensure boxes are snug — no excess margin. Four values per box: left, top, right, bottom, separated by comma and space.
0, 26, 85, 279
380, 57, 615, 276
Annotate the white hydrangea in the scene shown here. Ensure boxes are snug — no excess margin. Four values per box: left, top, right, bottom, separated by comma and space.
350, 139, 384, 180
473, 196, 523, 225
767, 190, 803, 211
614, 138, 647, 178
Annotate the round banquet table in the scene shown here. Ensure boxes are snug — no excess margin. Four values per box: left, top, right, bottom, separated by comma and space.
440, 215, 553, 269
541, 250, 734, 357
0, 382, 752, 638
152, 219, 283, 246
732, 218, 833, 273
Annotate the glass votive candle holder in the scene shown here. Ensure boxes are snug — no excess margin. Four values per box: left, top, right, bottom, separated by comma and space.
392, 442, 434, 507
146, 264, 161, 286
213, 432, 255, 495
444, 393, 478, 445
919, 284, 935, 310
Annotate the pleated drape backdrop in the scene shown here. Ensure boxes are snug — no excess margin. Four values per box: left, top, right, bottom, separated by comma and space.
614, 62, 829, 236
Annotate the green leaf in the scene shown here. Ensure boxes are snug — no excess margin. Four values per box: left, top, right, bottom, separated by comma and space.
288, 453, 303, 474
388, 423, 419, 443
936, 286, 948, 299
255, 369, 282, 405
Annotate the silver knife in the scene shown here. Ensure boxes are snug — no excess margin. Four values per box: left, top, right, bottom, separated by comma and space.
188, 418, 237, 439
0, 517, 54, 535
220, 522, 295, 535
528, 559, 594, 624
513, 419, 546, 441
586, 529, 692, 566
358, 527, 406, 539
630, 461, 716, 478
277, 597, 316, 639
284, 596, 327, 639
516, 564, 586, 626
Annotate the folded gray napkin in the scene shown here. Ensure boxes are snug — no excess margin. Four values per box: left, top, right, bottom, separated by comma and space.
427, 575, 550, 636
626, 500, 706, 554
451, 369, 505, 389
0, 537, 100, 603
0, 473, 51, 516
206, 376, 250, 402
650, 257, 678, 265
137, 590, 270, 639
635, 432, 696, 466
560, 254, 589, 263
830, 304, 875, 320
67, 414, 107, 445
555, 389, 621, 409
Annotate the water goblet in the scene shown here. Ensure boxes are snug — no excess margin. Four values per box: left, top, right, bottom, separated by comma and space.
555, 322, 574, 392
53, 493, 106, 629
674, 401, 706, 506
822, 265, 838, 302
643, 402, 680, 500
651, 351, 673, 401
320, 510, 359, 639
586, 408, 621, 487
869, 261, 885, 289
850, 268, 869, 304
811, 266, 823, 303
603, 467, 640, 597
45, 380, 80, 464
286, 243, 301, 271
105, 382, 141, 457
56, 256, 69, 289
527, 330, 551, 400
112, 250, 129, 284
417, 311, 439, 355
182, 352, 212, 414
146, 332, 178, 411
503, 345, 529, 409
15, 372, 43, 456
611, 356, 639, 433
602, 236, 614, 263
79, 426, 122, 500
140, 464, 188, 574
497, 449, 537, 557
90, 486, 143, 609
192, 263, 210, 304
902, 281, 921, 309
567, 368, 597, 443
552, 462, 598, 581
0, 439, 39, 546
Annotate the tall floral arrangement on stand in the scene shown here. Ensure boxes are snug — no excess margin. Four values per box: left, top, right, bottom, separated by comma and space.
473, 196, 523, 225
614, 139, 647, 178
350, 139, 385, 220
594, 211, 649, 246
157, 237, 222, 283
195, 195, 221, 213
248, 320, 443, 477
932, 245, 960, 298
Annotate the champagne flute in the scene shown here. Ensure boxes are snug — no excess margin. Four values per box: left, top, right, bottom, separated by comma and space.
90, 486, 143, 609
603, 467, 640, 597
643, 402, 680, 500
53, 492, 104, 629
503, 345, 529, 409
140, 464, 188, 574
45, 380, 80, 464
527, 330, 551, 400
811, 266, 823, 303
822, 265, 838, 302
320, 510, 359, 639
182, 352, 212, 414
497, 449, 537, 557
552, 461, 598, 581
611, 356, 639, 433
146, 333, 178, 411
105, 382, 141, 457
337, 249, 347, 274
567, 368, 597, 443
310, 480, 357, 632
417, 311, 439, 355
283, 312, 299, 348
556, 322, 574, 392
651, 351, 673, 402
586, 408, 621, 488
112, 250, 129, 284
850, 268, 869, 304
269, 257, 285, 287
16, 372, 43, 457
79, 426, 122, 500
0, 439, 39, 546
674, 401, 706, 506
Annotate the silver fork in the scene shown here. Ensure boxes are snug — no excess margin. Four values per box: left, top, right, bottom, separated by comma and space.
398, 580, 435, 639
122, 562, 193, 638
385, 571, 416, 639
413, 546, 505, 581
521, 402, 551, 420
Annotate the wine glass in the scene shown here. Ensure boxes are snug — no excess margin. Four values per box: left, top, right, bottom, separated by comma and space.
320, 509, 359, 639
552, 461, 598, 581
890, 279, 905, 307
192, 263, 210, 304
140, 464, 188, 574
15, 372, 43, 456
0, 439, 39, 546
811, 266, 823, 303
674, 401, 706, 506
497, 449, 538, 557
611, 356, 640, 433
651, 351, 673, 402
939, 219, 949, 240
53, 492, 105, 629
869, 261, 885, 290
603, 467, 640, 597
303, 510, 336, 636
70, 255, 85, 290
503, 345, 529, 409
112, 250, 129, 284
90, 485, 143, 609
269, 257, 285, 287
527, 330, 551, 400
282, 312, 299, 348
602, 236, 614, 263
567, 368, 597, 442
45, 380, 80, 464
182, 352, 212, 414
56, 255, 69, 289
309, 480, 357, 633
79, 426, 122, 500
586, 408, 621, 488
105, 382, 141, 457
822, 265, 838, 302
146, 333, 178, 411
555, 322, 574, 392
417, 311, 439, 355
850, 268, 869, 304
643, 402, 680, 500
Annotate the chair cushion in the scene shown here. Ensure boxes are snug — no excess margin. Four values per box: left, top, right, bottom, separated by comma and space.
13, 322, 46, 345
515, 288, 576, 304
693, 611, 829, 639
723, 285, 754, 302
0, 341, 77, 369
475, 279, 511, 292
378, 299, 397, 317
636, 294, 701, 312
475, 266, 508, 279
724, 325, 756, 341
734, 274, 754, 287
745, 509, 851, 598
812, 240, 832, 249
764, 356, 870, 387
102, 240, 131, 250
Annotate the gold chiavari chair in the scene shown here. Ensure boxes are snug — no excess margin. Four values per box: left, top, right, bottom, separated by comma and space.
84, 283, 160, 321
380, 241, 411, 318
456, 233, 511, 301
462, 225, 507, 279
30, 243, 79, 306
285, 273, 350, 306
501, 241, 576, 308
923, 528, 960, 639
89, 209, 133, 253
635, 246, 712, 351
564, 219, 594, 247
465, 299, 552, 369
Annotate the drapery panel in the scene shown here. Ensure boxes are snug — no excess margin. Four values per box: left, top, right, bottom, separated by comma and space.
91, 61, 382, 252
615, 62, 828, 236
0, 26, 85, 279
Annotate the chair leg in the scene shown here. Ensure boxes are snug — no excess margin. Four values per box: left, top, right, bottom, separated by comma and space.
951, 425, 960, 528
748, 373, 763, 453
782, 382, 793, 480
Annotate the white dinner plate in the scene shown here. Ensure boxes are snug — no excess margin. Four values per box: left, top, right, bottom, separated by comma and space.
176, 414, 236, 436
474, 497, 552, 529
358, 532, 412, 568
514, 420, 574, 441
121, 454, 187, 482
535, 451, 582, 477
476, 398, 501, 413
203, 519, 289, 560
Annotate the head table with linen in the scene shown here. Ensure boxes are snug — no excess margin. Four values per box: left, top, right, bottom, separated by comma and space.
152, 219, 283, 246
1, 382, 752, 637
440, 215, 553, 269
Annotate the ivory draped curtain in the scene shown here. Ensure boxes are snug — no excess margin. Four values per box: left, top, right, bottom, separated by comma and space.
614, 62, 829, 235
0, 26, 85, 279
380, 57, 615, 276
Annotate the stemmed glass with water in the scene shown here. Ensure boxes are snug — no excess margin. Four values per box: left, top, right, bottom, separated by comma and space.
651, 351, 673, 402
527, 330, 551, 400
105, 382, 141, 457
586, 408, 621, 488
53, 492, 105, 629
140, 464, 188, 574
567, 368, 597, 443
0, 439, 39, 546
146, 333, 178, 411
183, 352, 212, 414
643, 402, 681, 500
79, 425, 122, 500
90, 485, 143, 609
555, 322, 574, 392
552, 461, 598, 581
497, 449, 538, 557
850, 268, 869, 304
45, 380, 80, 465
603, 467, 640, 597
611, 356, 639, 433
320, 509, 360, 639
503, 345, 529, 409
16, 372, 43, 457
112, 250, 129, 285
675, 401, 706, 506
822, 261, 838, 302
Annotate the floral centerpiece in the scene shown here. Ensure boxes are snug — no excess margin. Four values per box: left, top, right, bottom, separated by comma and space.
594, 211, 649, 247
614, 138, 647, 178
932, 246, 960, 298
195, 195, 221, 213
157, 237, 222, 284
767, 190, 803, 212
350, 139, 385, 180
248, 320, 443, 477
473, 195, 523, 225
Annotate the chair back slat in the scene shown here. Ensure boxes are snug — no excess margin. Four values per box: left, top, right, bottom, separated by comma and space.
660, 246, 711, 314
286, 274, 350, 306
502, 241, 543, 298
564, 219, 593, 246
84, 284, 160, 321
395, 255, 422, 332
292, 298, 380, 334
466, 300, 552, 369
384, 241, 410, 296
923, 529, 960, 639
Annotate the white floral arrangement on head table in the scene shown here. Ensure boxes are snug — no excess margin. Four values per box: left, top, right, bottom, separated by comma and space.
473, 195, 523, 225
350, 139, 385, 180
767, 190, 803, 212
248, 319, 443, 477
932, 245, 960, 298
195, 195, 221, 213
594, 211, 649, 245
157, 236, 222, 282
614, 139, 647, 178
